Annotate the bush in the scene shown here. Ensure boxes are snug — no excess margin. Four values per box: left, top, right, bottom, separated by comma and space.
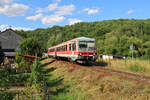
129, 64, 145, 72
0, 90, 16, 100
19, 37, 44, 57
15, 52, 31, 72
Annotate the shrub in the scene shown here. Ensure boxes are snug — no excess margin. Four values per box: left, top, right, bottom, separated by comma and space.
0, 90, 16, 100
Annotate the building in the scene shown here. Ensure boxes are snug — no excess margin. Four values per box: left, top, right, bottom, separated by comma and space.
0, 29, 23, 58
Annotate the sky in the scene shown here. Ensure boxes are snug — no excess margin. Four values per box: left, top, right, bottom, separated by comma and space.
0, 0, 150, 31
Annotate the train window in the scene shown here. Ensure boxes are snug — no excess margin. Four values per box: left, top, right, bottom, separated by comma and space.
65, 45, 67, 51
63, 46, 65, 51
62, 46, 64, 51
69, 44, 71, 51
56, 47, 61, 52
72, 43, 76, 51
49, 48, 55, 52
56, 47, 58, 51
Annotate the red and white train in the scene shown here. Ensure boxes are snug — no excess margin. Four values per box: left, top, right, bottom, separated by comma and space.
48, 37, 97, 63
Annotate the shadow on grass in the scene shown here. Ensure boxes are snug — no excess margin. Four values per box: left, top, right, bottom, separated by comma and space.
50, 87, 68, 95
47, 78, 68, 95
47, 78, 63, 87
40, 60, 56, 67
40, 59, 68, 96
94, 61, 108, 66
76, 61, 108, 67
41, 67, 56, 74
40, 57, 48, 61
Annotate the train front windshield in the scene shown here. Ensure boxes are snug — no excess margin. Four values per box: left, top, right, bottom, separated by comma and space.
78, 41, 96, 52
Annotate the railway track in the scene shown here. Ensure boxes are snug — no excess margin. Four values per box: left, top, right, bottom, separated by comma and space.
55, 59, 150, 85
90, 67, 150, 85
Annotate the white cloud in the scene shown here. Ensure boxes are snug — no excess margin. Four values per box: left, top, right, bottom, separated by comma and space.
55, 4, 75, 15
0, 24, 9, 31
68, 18, 82, 25
31, 4, 75, 25
36, 8, 43, 13
28, 2, 75, 26
12, 26, 33, 31
36, 3, 58, 13
83, 8, 99, 15
0, 0, 28, 17
0, 24, 33, 31
46, 3, 58, 12
127, 9, 134, 14
26, 13, 43, 21
41, 15, 65, 25
0, 0, 12, 7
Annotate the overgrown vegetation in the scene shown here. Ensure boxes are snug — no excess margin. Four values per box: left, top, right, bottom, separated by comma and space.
19, 37, 45, 57
129, 64, 146, 72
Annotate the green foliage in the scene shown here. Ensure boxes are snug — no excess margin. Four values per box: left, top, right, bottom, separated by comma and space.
0, 67, 12, 89
15, 52, 30, 72
0, 67, 17, 100
0, 90, 16, 100
16, 19, 150, 58
29, 59, 43, 91
19, 37, 44, 57
129, 64, 145, 72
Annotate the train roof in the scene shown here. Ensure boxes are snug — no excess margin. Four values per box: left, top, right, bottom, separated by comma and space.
76, 37, 95, 41
48, 37, 95, 49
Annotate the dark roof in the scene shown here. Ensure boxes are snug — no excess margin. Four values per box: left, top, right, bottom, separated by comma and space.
0, 29, 23, 50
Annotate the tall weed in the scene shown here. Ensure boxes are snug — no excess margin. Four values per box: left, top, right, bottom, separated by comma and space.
129, 64, 145, 72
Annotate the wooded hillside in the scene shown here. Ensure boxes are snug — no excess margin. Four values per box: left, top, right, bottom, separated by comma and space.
16, 19, 150, 58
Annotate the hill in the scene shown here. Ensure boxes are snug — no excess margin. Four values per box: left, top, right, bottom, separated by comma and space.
16, 19, 150, 58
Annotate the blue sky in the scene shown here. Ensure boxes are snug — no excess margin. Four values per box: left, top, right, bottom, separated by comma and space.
0, 0, 150, 31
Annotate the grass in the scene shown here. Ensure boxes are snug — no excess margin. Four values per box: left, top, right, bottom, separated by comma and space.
40, 58, 150, 100
103, 58, 150, 74
129, 64, 146, 72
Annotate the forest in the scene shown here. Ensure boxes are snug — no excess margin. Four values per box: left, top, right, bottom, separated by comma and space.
16, 19, 150, 59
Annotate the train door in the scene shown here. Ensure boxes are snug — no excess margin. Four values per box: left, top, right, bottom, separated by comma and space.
69, 43, 72, 55
72, 42, 76, 55
54, 48, 56, 57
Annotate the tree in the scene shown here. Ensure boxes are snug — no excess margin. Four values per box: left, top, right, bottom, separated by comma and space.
19, 37, 44, 57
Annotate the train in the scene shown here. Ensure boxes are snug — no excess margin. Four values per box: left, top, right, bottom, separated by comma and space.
48, 37, 97, 63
